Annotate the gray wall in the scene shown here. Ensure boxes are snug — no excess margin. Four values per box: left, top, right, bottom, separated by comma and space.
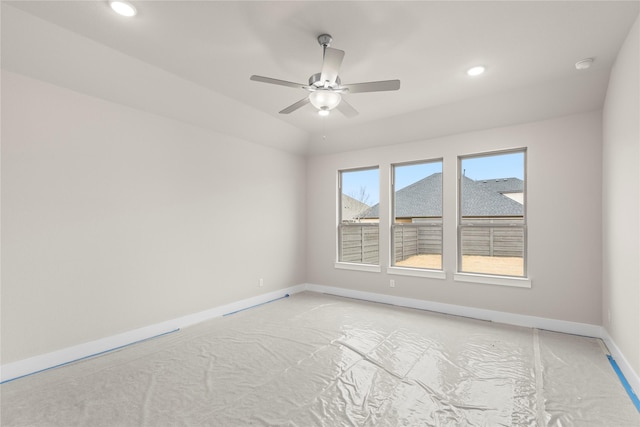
1, 71, 307, 363
602, 15, 640, 377
307, 111, 603, 324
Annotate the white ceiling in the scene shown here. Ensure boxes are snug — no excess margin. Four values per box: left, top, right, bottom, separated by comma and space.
3, 1, 639, 155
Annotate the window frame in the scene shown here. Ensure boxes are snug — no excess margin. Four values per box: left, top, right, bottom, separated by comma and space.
387, 159, 446, 279
454, 149, 531, 287
335, 166, 381, 272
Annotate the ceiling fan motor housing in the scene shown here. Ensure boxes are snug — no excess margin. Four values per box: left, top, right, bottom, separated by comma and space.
308, 73, 341, 89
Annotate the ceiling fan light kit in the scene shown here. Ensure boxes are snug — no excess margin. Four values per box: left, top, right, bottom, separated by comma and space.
309, 90, 342, 112
250, 33, 400, 118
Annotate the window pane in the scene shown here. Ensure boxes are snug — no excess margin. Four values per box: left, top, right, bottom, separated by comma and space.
392, 161, 443, 270
460, 225, 524, 276
339, 168, 379, 265
459, 151, 526, 277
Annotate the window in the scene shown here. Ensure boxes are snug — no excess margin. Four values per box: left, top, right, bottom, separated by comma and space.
391, 160, 443, 270
458, 150, 526, 278
338, 167, 379, 266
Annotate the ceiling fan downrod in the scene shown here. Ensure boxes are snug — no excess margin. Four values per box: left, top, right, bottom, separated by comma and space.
318, 34, 332, 59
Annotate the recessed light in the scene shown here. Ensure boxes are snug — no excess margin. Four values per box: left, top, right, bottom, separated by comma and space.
467, 66, 486, 77
109, 1, 137, 17
575, 58, 594, 70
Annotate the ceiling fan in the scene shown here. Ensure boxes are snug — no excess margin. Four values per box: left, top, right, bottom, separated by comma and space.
250, 34, 400, 118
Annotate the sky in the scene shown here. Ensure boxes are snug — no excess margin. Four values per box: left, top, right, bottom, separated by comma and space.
462, 152, 525, 181
341, 152, 524, 206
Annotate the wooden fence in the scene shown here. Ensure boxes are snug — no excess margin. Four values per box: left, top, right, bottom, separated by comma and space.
460, 226, 524, 257
393, 223, 442, 262
340, 219, 524, 264
459, 218, 524, 258
339, 224, 380, 264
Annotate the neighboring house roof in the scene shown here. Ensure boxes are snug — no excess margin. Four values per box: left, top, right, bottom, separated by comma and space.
474, 177, 523, 195
341, 194, 371, 221
365, 172, 443, 218
364, 173, 523, 218
461, 175, 523, 216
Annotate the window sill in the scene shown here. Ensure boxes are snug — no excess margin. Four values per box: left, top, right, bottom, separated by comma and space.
453, 273, 531, 288
387, 267, 446, 280
335, 262, 381, 273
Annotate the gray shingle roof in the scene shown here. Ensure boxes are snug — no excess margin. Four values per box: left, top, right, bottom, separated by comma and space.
461, 175, 523, 216
364, 173, 523, 218
474, 177, 523, 195
341, 194, 371, 221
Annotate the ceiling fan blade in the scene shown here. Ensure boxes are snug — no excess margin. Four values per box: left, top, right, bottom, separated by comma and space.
320, 47, 345, 86
250, 75, 306, 89
279, 97, 310, 114
337, 98, 359, 118
341, 80, 401, 93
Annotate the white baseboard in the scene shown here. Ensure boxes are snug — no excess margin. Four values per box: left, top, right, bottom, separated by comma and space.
305, 283, 639, 400
4, 281, 638, 403
0, 284, 307, 383
601, 328, 640, 400
305, 283, 603, 337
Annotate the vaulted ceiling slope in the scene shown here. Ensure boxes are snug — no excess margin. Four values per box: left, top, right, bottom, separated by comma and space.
3, 1, 639, 155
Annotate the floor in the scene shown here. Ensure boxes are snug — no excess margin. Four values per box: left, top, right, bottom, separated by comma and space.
1, 292, 638, 426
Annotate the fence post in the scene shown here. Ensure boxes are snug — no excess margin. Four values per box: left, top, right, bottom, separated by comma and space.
360, 225, 365, 263
489, 227, 494, 257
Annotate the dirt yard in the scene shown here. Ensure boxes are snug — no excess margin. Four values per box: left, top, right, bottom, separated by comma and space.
396, 254, 524, 276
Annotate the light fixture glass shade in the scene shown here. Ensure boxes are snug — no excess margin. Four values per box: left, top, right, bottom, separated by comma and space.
466, 66, 485, 76
575, 58, 594, 70
110, 1, 137, 17
309, 90, 341, 111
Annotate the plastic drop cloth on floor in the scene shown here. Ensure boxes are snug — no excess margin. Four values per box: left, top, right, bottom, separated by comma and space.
1, 292, 638, 426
